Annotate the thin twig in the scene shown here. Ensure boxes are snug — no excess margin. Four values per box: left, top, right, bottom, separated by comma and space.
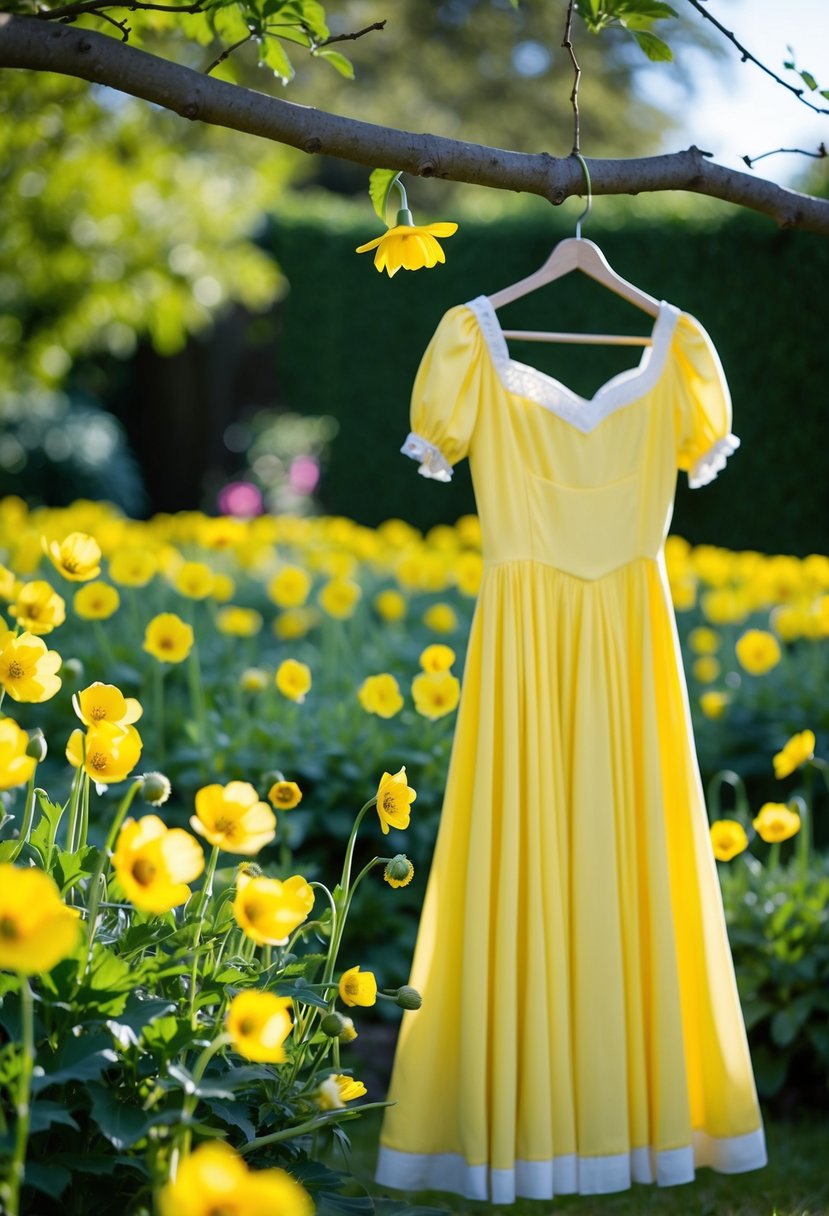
319, 19, 386, 48
204, 31, 252, 76
685, 0, 829, 117
94, 6, 129, 38
36, 0, 205, 20
743, 142, 827, 169
561, 0, 581, 155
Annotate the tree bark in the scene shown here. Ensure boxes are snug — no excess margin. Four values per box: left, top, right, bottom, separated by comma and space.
1, 14, 828, 233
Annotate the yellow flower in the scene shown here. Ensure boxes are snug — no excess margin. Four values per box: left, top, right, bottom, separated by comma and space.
0, 718, 37, 791
112, 815, 204, 913
9, 580, 66, 635
268, 565, 311, 608
143, 613, 194, 663
375, 766, 416, 835
374, 589, 407, 622
191, 782, 276, 855
735, 628, 782, 675
753, 802, 801, 843
419, 644, 456, 673
73, 581, 120, 620
412, 670, 461, 720
43, 531, 102, 581
455, 551, 483, 597
274, 608, 318, 640
66, 721, 143, 785
770, 604, 810, 643
702, 588, 748, 626
74, 681, 142, 728
233, 873, 315, 945
315, 1073, 367, 1109
384, 854, 415, 889
226, 990, 293, 1063
423, 602, 458, 633
173, 560, 215, 599
108, 548, 157, 587
275, 658, 312, 704
240, 667, 268, 693
709, 819, 749, 862
318, 577, 362, 619
688, 626, 720, 655
338, 964, 377, 1008
268, 780, 302, 810
670, 575, 697, 612
0, 564, 21, 601
210, 572, 236, 603
0, 864, 80, 974
157, 1140, 313, 1216
699, 690, 729, 719
0, 631, 62, 703
773, 730, 816, 780
356, 220, 458, 277
216, 606, 263, 637
358, 673, 404, 718
692, 656, 721, 684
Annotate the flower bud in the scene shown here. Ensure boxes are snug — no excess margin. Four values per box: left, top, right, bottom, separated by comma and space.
338, 1016, 358, 1044
141, 771, 171, 806
25, 728, 47, 762
236, 861, 264, 884
320, 1012, 349, 1037
395, 985, 422, 1010
384, 855, 414, 889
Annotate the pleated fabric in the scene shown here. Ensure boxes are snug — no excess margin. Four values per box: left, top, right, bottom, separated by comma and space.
376, 299, 766, 1202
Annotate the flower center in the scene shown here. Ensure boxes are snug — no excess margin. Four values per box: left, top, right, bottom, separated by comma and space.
7, 660, 25, 679
88, 751, 109, 772
0, 915, 19, 940
132, 858, 156, 886
237, 1017, 258, 1037
62, 556, 80, 572
25, 604, 41, 618
158, 637, 174, 651
89, 705, 107, 721
242, 898, 262, 924
382, 793, 398, 813
214, 816, 236, 836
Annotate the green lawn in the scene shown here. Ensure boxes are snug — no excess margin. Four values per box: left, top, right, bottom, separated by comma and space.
327, 1110, 829, 1216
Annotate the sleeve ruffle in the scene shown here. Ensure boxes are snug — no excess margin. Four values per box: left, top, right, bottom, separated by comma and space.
687, 432, 740, 489
400, 431, 454, 482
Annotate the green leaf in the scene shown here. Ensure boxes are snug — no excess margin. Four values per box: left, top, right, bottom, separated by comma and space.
0, 839, 19, 861
368, 168, 400, 223
800, 70, 818, 91
24, 1162, 71, 1200
631, 29, 673, 61
33, 1033, 118, 1093
88, 1082, 179, 1150
53, 844, 99, 893
29, 1100, 80, 1136
204, 1096, 256, 1141
317, 1192, 375, 1216
770, 999, 812, 1047
314, 48, 355, 79
260, 35, 295, 83
820, 89, 829, 100
751, 1044, 788, 1097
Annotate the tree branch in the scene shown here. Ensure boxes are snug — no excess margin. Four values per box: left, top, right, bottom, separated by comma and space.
685, 0, 829, 117
36, 0, 206, 20
318, 20, 386, 48
1, 15, 828, 233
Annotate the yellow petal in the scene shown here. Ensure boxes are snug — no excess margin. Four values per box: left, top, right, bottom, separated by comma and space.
424, 222, 458, 237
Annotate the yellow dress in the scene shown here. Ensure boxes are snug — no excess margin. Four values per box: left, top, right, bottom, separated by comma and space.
375, 297, 766, 1203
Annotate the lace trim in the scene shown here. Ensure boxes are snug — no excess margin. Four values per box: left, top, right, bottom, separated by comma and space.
401, 431, 453, 482
688, 433, 740, 488
464, 294, 680, 432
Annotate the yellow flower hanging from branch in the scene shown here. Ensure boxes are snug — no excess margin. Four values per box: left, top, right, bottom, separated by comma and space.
356, 169, 457, 277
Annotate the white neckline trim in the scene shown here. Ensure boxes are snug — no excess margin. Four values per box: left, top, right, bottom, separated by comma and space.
465, 294, 680, 433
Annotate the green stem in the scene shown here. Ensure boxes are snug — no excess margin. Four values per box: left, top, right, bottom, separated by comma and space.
80, 779, 143, 976
797, 770, 813, 876
65, 763, 84, 852
188, 844, 220, 1029
77, 772, 90, 851
153, 662, 166, 766
172, 1032, 231, 1176
239, 1102, 390, 1156
6, 976, 34, 1216
767, 841, 781, 870
9, 769, 39, 861
92, 619, 118, 668
320, 798, 376, 988
187, 644, 208, 753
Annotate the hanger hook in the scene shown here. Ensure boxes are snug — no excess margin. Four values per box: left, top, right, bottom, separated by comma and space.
573, 153, 592, 240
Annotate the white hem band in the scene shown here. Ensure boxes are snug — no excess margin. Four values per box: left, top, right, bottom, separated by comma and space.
401, 431, 454, 481
688, 432, 740, 488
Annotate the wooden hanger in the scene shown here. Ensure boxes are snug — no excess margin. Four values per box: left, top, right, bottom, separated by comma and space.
488, 155, 660, 347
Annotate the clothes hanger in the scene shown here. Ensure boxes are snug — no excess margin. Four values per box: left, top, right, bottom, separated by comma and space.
488, 154, 660, 347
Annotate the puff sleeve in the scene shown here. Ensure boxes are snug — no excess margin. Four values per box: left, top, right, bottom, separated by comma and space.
672, 312, 740, 488
401, 305, 483, 482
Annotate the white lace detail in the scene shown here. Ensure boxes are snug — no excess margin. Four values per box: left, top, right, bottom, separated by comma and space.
401, 431, 453, 482
464, 294, 680, 433
688, 433, 740, 488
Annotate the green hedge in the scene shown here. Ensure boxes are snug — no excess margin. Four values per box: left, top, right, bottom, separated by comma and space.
270, 210, 828, 554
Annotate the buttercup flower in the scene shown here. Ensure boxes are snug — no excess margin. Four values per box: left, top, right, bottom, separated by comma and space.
158, 1140, 313, 1216
191, 781, 276, 855
753, 802, 801, 843
226, 990, 293, 1063
268, 780, 302, 811
66, 721, 143, 785
112, 815, 204, 913
73, 581, 120, 620
356, 220, 458, 277
268, 565, 311, 608
9, 580, 66, 635
0, 718, 37, 791
141, 771, 172, 806
274, 608, 317, 640
376, 766, 416, 835
692, 656, 721, 684
216, 606, 263, 637
384, 854, 415, 889
689, 626, 721, 654
374, 589, 407, 622
735, 628, 781, 675
699, 690, 728, 719
338, 965, 377, 1008
173, 560, 215, 599
358, 673, 404, 718
0, 864, 80, 974
710, 819, 749, 862
773, 730, 816, 779
419, 644, 456, 673
275, 658, 312, 703
108, 548, 157, 587
143, 613, 194, 663
44, 531, 101, 581
240, 667, 268, 692
234, 873, 315, 945
318, 577, 361, 619
423, 602, 458, 633
0, 631, 62, 702
211, 572, 236, 602
455, 551, 483, 596
315, 1073, 367, 1109
74, 681, 142, 728
0, 565, 21, 601
412, 670, 461, 720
